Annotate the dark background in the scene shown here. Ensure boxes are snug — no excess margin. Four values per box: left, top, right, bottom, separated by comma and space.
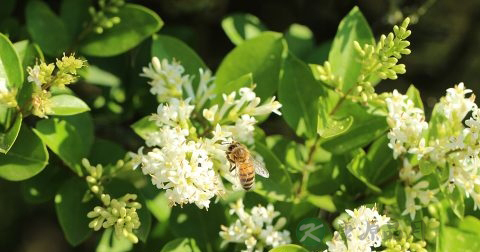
1, 0, 480, 251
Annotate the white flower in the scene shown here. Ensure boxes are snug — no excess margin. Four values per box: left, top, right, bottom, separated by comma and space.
203, 104, 218, 122
324, 206, 390, 252
140, 57, 191, 101
27, 65, 42, 87
408, 138, 434, 160
440, 82, 476, 121
222, 114, 257, 145
386, 89, 428, 159
220, 199, 291, 251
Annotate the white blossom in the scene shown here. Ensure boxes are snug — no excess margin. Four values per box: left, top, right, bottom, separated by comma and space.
324, 205, 390, 252
134, 57, 282, 209
27, 65, 42, 87
220, 199, 291, 252
386, 90, 428, 159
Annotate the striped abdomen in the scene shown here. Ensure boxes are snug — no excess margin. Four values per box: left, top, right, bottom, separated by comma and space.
238, 162, 255, 190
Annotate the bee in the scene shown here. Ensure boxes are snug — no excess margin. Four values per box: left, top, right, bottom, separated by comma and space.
226, 141, 269, 191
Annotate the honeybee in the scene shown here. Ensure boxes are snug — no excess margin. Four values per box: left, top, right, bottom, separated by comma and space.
226, 141, 269, 191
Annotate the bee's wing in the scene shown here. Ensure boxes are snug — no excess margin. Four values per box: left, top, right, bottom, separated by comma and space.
250, 156, 269, 178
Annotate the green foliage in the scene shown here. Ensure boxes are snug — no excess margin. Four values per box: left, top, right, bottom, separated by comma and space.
26, 0, 71, 57
221, 13, 267, 45
279, 54, 325, 138
34, 113, 94, 175
269, 244, 310, 252
160, 238, 201, 252
55, 177, 97, 246
328, 6, 374, 91
49, 94, 90, 115
0, 124, 48, 181
216, 32, 286, 100
80, 4, 163, 57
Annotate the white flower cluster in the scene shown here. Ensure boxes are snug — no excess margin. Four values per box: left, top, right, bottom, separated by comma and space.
385, 83, 480, 218
325, 205, 390, 252
219, 199, 291, 252
399, 159, 439, 220
132, 57, 282, 209
386, 90, 429, 159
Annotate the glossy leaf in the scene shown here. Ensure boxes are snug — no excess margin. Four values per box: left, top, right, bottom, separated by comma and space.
55, 177, 96, 246
13, 40, 43, 106
26, 0, 70, 56
60, 0, 90, 41
0, 124, 48, 181
88, 138, 126, 166
328, 6, 374, 91
221, 13, 267, 45
406, 84, 424, 110
96, 228, 133, 252
34, 113, 94, 175
279, 54, 324, 138
21, 163, 66, 204
284, 23, 314, 59
131, 116, 156, 140
80, 4, 163, 57
269, 244, 310, 252
216, 32, 286, 100
0, 113, 21, 153
160, 238, 201, 252
169, 203, 226, 252
49, 94, 91, 116
253, 142, 293, 201
0, 33, 23, 89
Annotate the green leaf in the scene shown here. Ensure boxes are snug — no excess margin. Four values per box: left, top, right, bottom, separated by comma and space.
60, 0, 90, 41
131, 116, 156, 140
0, 112, 21, 153
96, 228, 133, 252
253, 142, 293, 201
328, 6, 374, 91
316, 87, 353, 138
269, 244, 310, 252
321, 101, 388, 154
439, 226, 480, 252
279, 54, 325, 138
406, 84, 424, 110
216, 32, 286, 100
0, 124, 48, 181
21, 163, 66, 204
80, 4, 163, 57
211, 73, 253, 104
306, 194, 336, 212
34, 113, 94, 175
169, 203, 226, 252
160, 238, 201, 252
26, 0, 71, 57
284, 23, 314, 59
448, 186, 465, 220
80, 65, 121, 87
318, 115, 353, 138
104, 179, 152, 242
306, 41, 332, 64
221, 13, 267, 45
13, 40, 43, 106
0, 33, 23, 89
88, 138, 126, 166
55, 177, 96, 246
366, 134, 398, 185
419, 159, 435, 175
151, 34, 207, 88
48, 94, 90, 116
346, 149, 381, 193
